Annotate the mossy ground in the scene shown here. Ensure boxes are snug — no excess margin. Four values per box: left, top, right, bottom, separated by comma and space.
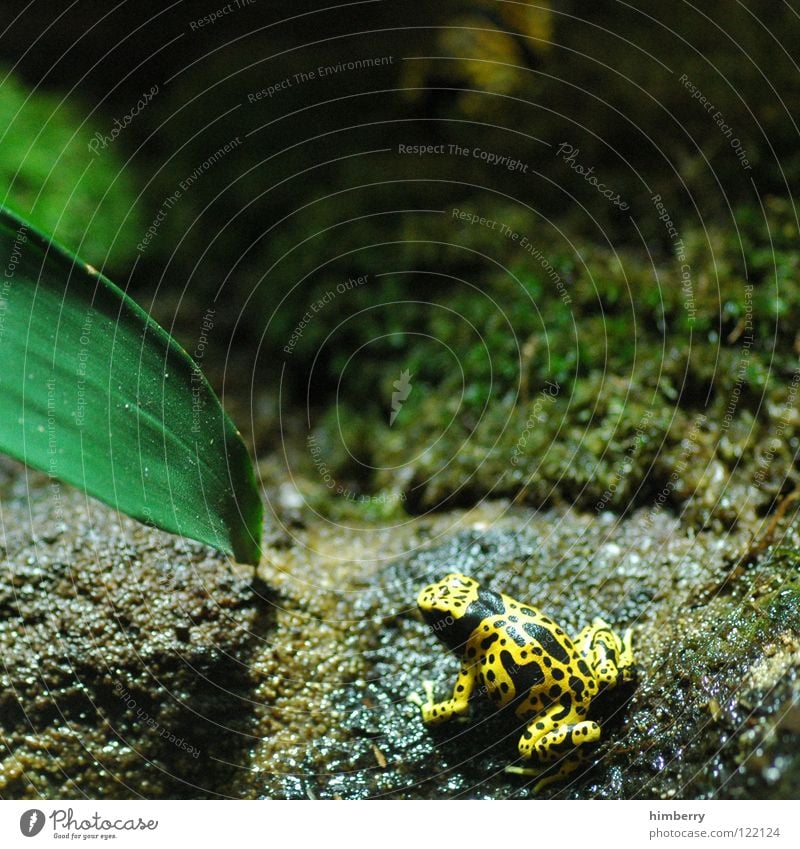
264, 197, 799, 542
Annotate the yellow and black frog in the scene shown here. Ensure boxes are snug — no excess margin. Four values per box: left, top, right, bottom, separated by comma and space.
409, 572, 635, 792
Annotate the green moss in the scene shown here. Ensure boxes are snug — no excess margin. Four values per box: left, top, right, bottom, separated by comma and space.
295, 195, 799, 527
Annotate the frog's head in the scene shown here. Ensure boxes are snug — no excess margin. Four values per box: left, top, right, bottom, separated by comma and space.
417, 573, 481, 652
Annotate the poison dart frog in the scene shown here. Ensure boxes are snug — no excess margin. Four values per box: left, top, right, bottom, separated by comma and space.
409, 572, 635, 792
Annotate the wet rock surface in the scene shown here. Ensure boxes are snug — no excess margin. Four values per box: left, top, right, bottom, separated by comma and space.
0, 458, 268, 798
1, 457, 798, 799
244, 503, 800, 800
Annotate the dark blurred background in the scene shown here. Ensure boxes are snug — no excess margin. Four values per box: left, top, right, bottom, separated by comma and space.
2, 0, 798, 514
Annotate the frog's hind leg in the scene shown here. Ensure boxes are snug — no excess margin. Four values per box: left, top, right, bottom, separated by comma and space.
575, 618, 635, 691
518, 717, 601, 762
506, 703, 601, 792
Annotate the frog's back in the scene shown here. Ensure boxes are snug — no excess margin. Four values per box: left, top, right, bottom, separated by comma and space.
466, 590, 596, 718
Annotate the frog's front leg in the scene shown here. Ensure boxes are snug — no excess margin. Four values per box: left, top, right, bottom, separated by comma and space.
408, 662, 477, 725
575, 618, 635, 690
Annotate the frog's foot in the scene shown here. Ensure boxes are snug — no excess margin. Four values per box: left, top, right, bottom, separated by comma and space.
505, 763, 544, 777
407, 680, 471, 725
505, 764, 562, 794
506, 751, 584, 794
619, 627, 635, 683
407, 679, 436, 710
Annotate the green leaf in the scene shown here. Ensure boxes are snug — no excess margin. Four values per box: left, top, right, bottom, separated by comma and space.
0, 206, 262, 564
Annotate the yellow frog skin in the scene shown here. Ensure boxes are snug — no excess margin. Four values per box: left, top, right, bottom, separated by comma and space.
410, 572, 635, 792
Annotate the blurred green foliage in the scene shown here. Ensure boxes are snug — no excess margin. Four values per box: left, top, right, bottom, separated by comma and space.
5, 1, 798, 289
105, 1, 798, 391
2, 1, 798, 525
0, 68, 142, 270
